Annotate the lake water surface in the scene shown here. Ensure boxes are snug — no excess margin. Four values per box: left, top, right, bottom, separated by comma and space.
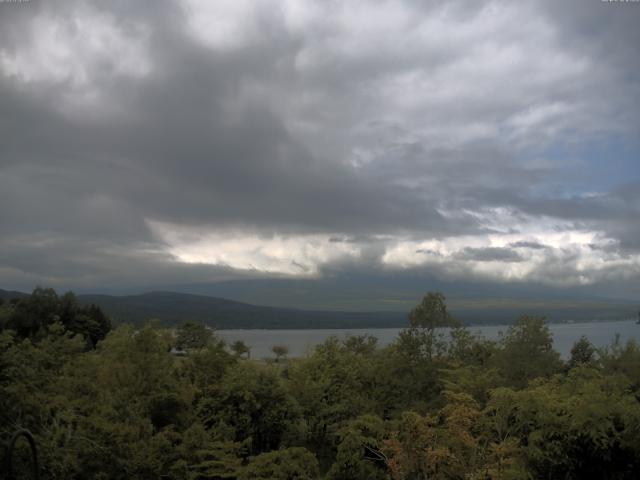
217, 320, 640, 359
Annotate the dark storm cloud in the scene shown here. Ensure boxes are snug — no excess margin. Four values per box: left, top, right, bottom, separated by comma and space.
455, 247, 524, 263
510, 241, 549, 250
0, 0, 460, 236
0, 0, 638, 292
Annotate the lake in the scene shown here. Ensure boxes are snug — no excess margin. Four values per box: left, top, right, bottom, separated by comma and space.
217, 320, 640, 359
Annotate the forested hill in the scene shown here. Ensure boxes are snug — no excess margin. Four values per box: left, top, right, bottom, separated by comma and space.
0, 288, 28, 301
1, 288, 636, 329
75, 291, 407, 329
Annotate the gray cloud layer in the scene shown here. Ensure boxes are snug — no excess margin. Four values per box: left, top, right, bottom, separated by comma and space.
0, 0, 639, 296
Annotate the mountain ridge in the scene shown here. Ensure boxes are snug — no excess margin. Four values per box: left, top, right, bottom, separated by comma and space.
2, 288, 637, 329
75, 290, 408, 329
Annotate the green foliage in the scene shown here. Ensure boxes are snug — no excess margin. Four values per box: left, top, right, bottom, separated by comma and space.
238, 447, 319, 480
8, 287, 61, 338
494, 315, 563, 388
174, 423, 242, 480
384, 392, 528, 480
0, 301, 13, 330
3, 287, 640, 479
485, 368, 640, 479
374, 327, 446, 414
599, 336, 640, 391
198, 362, 301, 455
0, 324, 85, 436
342, 334, 378, 355
401, 292, 458, 366
408, 292, 457, 330
568, 335, 596, 369
2, 287, 111, 348
287, 336, 381, 462
326, 415, 388, 480
176, 321, 214, 350
271, 344, 289, 361
448, 325, 497, 366
230, 339, 251, 358
179, 341, 236, 398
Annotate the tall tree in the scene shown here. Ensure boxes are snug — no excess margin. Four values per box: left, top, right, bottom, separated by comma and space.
494, 315, 562, 388
271, 344, 289, 362
230, 340, 251, 358
176, 321, 213, 351
408, 292, 457, 330
238, 448, 319, 480
568, 335, 596, 369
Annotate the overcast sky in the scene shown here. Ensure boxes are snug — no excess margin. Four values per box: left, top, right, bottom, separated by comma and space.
1, 0, 639, 298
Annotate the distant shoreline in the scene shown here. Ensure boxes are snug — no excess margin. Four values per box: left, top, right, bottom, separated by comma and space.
216, 319, 640, 360
212, 317, 638, 330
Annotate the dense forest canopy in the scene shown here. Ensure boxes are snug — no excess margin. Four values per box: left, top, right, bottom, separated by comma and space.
1, 288, 640, 479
